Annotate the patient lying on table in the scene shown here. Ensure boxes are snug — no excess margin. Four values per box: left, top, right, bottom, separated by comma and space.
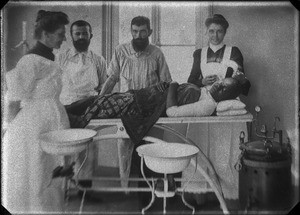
67, 74, 250, 144
166, 77, 246, 117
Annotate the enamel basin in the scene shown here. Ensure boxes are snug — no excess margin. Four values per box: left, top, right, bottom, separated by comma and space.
136, 142, 199, 174
39, 129, 97, 155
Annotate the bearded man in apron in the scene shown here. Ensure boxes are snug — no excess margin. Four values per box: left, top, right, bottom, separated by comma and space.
56, 20, 107, 200
186, 14, 249, 209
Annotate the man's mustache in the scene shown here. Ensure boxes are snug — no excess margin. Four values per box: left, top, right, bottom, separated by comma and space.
134, 38, 146, 42
75, 39, 88, 43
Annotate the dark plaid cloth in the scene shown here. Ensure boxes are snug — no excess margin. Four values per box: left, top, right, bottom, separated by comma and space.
65, 96, 97, 115
122, 83, 169, 144
68, 82, 202, 144
70, 92, 135, 128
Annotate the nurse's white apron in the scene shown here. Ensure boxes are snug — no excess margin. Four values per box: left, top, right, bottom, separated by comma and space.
182, 45, 248, 202
60, 53, 99, 105
200, 46, 232, 89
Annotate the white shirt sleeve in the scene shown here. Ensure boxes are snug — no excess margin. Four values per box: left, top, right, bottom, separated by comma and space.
95, 55, 107, 86
166, 88, 217, 117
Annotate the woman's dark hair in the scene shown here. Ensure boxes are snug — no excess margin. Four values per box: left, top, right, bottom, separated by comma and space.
34, 10, 69, 39
205, 14, 229, 32
131, 16, 151, 30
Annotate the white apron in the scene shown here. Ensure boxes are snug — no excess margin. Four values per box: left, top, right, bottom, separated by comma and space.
182, 45, 248, 201
62, 54, 99, 179
61, 53, 99, 105
200, 46, 232, 89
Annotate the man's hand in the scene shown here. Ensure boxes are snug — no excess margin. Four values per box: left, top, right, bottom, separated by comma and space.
169, 81, 179, 88
94, 85, 102, 94
157, 82, 169, 92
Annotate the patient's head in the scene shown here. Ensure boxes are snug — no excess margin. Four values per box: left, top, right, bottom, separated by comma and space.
209, 78, 242, 102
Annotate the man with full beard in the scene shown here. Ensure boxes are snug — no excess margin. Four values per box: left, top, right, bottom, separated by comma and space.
98, 16, 172, 205
58, 20, 107, 106
56, 20, 107, 201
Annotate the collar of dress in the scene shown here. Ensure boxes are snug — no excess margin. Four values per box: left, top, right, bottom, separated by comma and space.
209, 43, 225, 53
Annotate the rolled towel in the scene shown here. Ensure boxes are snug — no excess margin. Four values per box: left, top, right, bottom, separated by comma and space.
216, 99, 246, 112
217, 108, 247, 116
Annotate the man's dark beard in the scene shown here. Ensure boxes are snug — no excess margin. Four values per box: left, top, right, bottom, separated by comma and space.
73, 39, 90, 52
132, 37, 149, 52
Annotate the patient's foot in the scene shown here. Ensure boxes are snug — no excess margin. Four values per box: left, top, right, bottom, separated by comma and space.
167, 175, 176, 192
155, 178, 164, 192
154, 176, 177, 192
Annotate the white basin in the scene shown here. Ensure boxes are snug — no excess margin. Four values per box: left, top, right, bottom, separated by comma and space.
39, 129, 97, 155
136, 142, 199, 174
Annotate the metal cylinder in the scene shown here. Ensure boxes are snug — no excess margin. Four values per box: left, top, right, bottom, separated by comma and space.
239, 157, 292, 211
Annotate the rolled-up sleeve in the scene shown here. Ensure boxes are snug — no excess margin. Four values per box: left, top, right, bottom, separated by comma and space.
107, 48, 121, 83
157, 51, 172, 82
96, 56, 107, 86
187, 49, 203, 87
6, 56, 37, 101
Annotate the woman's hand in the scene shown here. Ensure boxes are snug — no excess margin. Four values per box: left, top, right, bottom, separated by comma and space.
232, 70, 245, 79
202, 75, 218, 86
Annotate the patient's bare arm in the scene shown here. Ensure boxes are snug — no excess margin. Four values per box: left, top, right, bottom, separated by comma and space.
98, 76, 117, 97
166, 82, 179, 109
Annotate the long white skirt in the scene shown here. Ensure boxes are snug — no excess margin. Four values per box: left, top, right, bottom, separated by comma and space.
3, 99, 70, 213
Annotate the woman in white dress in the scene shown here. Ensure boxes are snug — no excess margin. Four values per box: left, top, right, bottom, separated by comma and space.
3, 10, 70, 213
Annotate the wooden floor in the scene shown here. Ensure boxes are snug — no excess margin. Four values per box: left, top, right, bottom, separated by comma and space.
64, 165, 292, 215
65, 189, 223, 214
64, 166, 223, 214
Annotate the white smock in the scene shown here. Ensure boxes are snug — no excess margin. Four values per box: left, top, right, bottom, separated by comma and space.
3, 54, 70, 213
180, 45, 249, 204
60, 52, 99, 105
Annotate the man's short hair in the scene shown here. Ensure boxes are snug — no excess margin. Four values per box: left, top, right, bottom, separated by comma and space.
232, 73, 251, 96
70, 20, 92, 34
226, 79, 242, 99
131, 16, 151, 30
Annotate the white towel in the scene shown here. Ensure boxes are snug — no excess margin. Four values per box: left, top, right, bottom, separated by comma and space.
217, 108, 247, 116
216, 99, 246, 112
